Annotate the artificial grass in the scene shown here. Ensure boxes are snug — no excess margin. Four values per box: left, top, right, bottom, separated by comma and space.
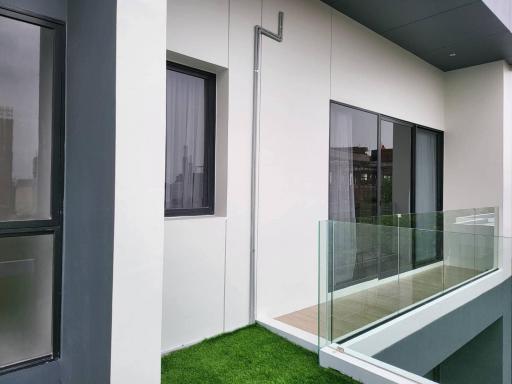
161, 324, 359, 384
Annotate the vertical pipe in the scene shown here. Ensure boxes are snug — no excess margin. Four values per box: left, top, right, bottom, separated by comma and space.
249, 25, 261, 325
249, 12, 284, 324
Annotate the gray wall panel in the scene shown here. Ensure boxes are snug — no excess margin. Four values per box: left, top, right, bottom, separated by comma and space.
375, 278, 512, 383
0, 0, 117, 383
0, 0, 65, 21
60, 0, 116, 383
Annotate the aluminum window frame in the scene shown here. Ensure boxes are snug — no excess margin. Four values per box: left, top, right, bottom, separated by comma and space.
0, 6, 65, 375
329, 100, 444, 217
328, 100, 444, 287
165, 61, 216, 217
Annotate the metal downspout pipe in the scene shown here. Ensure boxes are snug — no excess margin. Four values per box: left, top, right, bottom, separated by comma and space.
250, 11, 284, 324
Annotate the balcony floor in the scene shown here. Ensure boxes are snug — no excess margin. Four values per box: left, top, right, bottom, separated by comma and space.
275, 264, 480, 341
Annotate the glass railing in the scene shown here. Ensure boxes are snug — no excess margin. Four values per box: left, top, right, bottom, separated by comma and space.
318, 207, 500, 350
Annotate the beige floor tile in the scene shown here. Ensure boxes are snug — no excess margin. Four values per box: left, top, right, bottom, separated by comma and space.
276, 265, 481, 340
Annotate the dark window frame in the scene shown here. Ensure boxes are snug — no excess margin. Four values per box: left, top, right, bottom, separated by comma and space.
328, 100, 444, 286
0, 6, 65, 375
410, 125, 444, 269
410, 125, 444, 214
165, 61, 216, 217
378, 115, 414, 217
329, 100, 444, 217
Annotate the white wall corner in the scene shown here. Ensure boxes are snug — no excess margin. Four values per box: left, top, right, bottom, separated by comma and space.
111, 0, 167, 383
443, 61, 504, 212
502, 61, 512, 237
167, 0, 229, 68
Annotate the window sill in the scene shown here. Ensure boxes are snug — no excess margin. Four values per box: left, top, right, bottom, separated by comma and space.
164, 214, 226, 221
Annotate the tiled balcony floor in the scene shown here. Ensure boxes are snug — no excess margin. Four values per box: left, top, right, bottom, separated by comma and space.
275, 265, 480, 340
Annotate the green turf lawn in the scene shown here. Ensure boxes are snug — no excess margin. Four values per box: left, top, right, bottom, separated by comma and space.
161, 324, 359, 384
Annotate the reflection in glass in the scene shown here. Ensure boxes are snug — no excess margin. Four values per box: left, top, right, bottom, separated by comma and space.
0, 234, 54, 368
329, 103, 379, 289
0, 17, 54, 221
380, 120, 411, 216
379, 120, 412, 277
329, 103, 378, 221
415, 128, 441, 266
319, 211, 499, 344
165, 69, 209, 212
415, 128, 438, 213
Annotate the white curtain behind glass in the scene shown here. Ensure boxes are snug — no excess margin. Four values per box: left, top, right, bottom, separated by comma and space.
329, 105, 357, 288
0, 16, 53, 221
166, 70, 206, 210
415, 129, 437, 213
415, 129, 439, 266
329, 108, 355, 221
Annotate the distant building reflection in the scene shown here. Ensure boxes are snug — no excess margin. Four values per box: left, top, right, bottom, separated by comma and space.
329, 145, 379, 219
329, 145, 394, 219
166, 145, 205, 209
0, 105, 37, 219
0, 106, 14, 218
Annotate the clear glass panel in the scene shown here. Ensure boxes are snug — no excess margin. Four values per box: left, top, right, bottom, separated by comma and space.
318, 221, 330, 349
0, 16, 54, 221
330, 221, 400, 340
326, 213, 508, 383
165, 69, 209, 211
0, 234, 54, 368
330, 221, 380, 290
319, 208, 499, 346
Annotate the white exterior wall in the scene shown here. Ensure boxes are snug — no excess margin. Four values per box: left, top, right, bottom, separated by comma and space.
162, 218, 227, 352
331, 11, 445, 130
166, 0, 229, 67
111, 0, 167, 383
163, 0, 260, 352
223, 0, 262, 331
257, 0, 331, 319
443, 62, 504, 215
163, 0, 486, 350
503, 64, 512, 236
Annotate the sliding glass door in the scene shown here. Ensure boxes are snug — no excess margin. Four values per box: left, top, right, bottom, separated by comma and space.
329, 101, 443, 289
379, 118, 413, 278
